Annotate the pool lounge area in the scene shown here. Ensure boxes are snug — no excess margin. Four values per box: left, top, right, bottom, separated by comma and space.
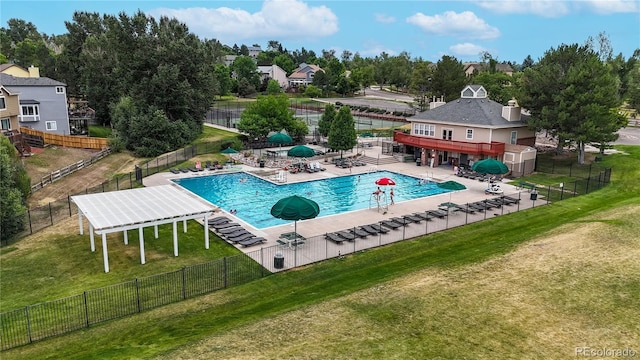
144, 141, 541, 262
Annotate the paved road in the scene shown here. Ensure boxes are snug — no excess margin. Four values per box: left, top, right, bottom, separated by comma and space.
615, 126, 640, 145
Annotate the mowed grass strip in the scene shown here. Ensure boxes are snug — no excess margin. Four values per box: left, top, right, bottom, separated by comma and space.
3, 146, 639, 359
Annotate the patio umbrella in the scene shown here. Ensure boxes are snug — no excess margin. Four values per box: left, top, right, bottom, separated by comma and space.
375, 177, 396, 186
270, 195, 320, 241
471, 158, 509, 175
287, 145, 315, 158
220, 147, 239, 154
267, 132, 293, 146
437, 180, 467, 227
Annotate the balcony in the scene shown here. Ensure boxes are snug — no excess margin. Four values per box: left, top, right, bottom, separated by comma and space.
19, 115, 40, 122
394, 131, 505, 156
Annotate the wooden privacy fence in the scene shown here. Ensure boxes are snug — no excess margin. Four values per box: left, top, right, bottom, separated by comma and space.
20, 127, 108, 149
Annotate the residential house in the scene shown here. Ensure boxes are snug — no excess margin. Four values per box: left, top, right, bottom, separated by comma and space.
463, 62, 514, 77
288, 63, 323, 88
0, 72, 71, 135
247, 46, 262, 59
1, 85, 20, 132
258, 65, 288, 88
0, 63, 41, 78
393, 85, 537, 176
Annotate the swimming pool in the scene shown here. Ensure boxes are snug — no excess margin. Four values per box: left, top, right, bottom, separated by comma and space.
173, 171, 450, 229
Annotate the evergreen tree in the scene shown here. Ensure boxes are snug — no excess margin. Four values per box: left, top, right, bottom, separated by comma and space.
0, 137, 29, 244
327, 106, 357, 158
317, 104, 336, 138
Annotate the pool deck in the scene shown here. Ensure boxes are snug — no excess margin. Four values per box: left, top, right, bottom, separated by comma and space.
144, 141, 542, 254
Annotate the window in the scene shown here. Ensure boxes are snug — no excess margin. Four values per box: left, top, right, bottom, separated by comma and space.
510, 131, 517, 145
466, 129, 474, 140
1, 117, 10, 130
56, 86, 65, 94
45, 121, 57, 131
413, 124, 435, 137
442, 129, 452, 140
0, 96, 5, 110
20, 105, 40, 122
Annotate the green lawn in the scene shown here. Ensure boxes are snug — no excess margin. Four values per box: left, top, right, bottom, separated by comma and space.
2, 146, 639, 359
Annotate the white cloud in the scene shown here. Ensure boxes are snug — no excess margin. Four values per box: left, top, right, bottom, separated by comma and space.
359, 41, 398, 57
476, 0, 570, 17
449, 42, 488, 57
477, 0, 637, 17
582, 0, 638, 14
375, 13, 396, 24
149, 0, 338, 43
406, 11, 500, 40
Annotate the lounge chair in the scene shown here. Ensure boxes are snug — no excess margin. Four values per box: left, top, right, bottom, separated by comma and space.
410, 212, 435, 221
207, 216, 230, 225
367, 223, 390, 234
349, 228, 369, 238
336, 231, 356, 241
450, 204, 475, 213
218, 226, 251, 240
402, 215, 423, 223
358, 225, 379, 235
169, 168, 181, 174
239, 237, 266, 247
500, 196, 520, 205
227, 233, 256, 243
390, 217, 411, 226
326, 232, 346, 244
216, 226, 244, 235
471, 201, 495, 210
427, 210, 448, 219
484, 199, 503, 208
179, 167, 190, 173
467, 203, 487, 212
380, 220, 402, 230
211, 222, 241, 230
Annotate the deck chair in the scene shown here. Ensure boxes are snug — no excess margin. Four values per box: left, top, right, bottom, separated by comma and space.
411, 212, 435, 221
358, 225, 379, 235
211, 222, 240, 230
349, 228, 369, 238
326, 233, 346, 244
367, 223, 390, 234
169, 168, 181, 174
227, 233, 256, 243
389, 217, 411, 226
427, 210, 448, 219
207, 216, 230, 225
336, 231, 356, 241
381, 220, 402, 230
402, 214, 423, 223
501, 196, 520, 205
239, 237, 266, 247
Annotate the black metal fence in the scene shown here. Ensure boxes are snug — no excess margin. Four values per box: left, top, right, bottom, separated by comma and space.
8, 142, 227, 245
0, 253, 264, 350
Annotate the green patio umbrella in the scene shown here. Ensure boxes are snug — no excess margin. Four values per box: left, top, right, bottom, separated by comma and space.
471, 158, 509, 175
437, 180, 467, 227
221, 147, 239, 154
267, 132, 293, 145
271, 195, 320, 241
287, 145, 315, 158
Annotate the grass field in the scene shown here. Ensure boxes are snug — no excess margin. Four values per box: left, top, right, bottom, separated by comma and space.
2, 145, 639, 359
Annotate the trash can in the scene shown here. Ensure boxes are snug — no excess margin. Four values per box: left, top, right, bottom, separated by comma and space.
416, 158, 421, 166
259, 160, 265, 168
530, 190, 538, 201
274, 252, 284, 269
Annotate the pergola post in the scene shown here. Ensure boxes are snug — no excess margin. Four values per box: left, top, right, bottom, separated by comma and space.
173, 221, 179, 256
204, 215, 210, 249
139, 226, 146, 264
78, 212, 84, 235
123, 230, 128, 245
89, 223, 95, 252
102, 233, 109, 273
183, 219, 187, 233
154, 225, 159, 239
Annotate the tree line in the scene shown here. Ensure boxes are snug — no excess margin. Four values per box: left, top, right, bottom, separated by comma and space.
1, 13, 639, 162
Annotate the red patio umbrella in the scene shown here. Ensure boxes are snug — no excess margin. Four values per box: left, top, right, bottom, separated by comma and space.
375, 177, 396, 186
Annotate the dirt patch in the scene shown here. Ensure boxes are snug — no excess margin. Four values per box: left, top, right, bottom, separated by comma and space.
25, 148, 143, 207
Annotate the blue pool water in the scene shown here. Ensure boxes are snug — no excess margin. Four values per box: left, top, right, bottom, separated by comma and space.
173, 171, 449, 229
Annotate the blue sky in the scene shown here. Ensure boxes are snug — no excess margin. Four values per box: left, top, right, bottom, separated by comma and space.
2, 0, 639, 63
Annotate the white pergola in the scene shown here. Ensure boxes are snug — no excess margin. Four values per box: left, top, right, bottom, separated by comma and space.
71, 185, 215, 273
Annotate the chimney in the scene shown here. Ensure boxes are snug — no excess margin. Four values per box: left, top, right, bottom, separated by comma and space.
28, 65, 40, 78
502, 99, 521, 121
430, 96, 446, 110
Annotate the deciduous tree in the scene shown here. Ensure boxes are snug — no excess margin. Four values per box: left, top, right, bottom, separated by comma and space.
327, 106, 357, 158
